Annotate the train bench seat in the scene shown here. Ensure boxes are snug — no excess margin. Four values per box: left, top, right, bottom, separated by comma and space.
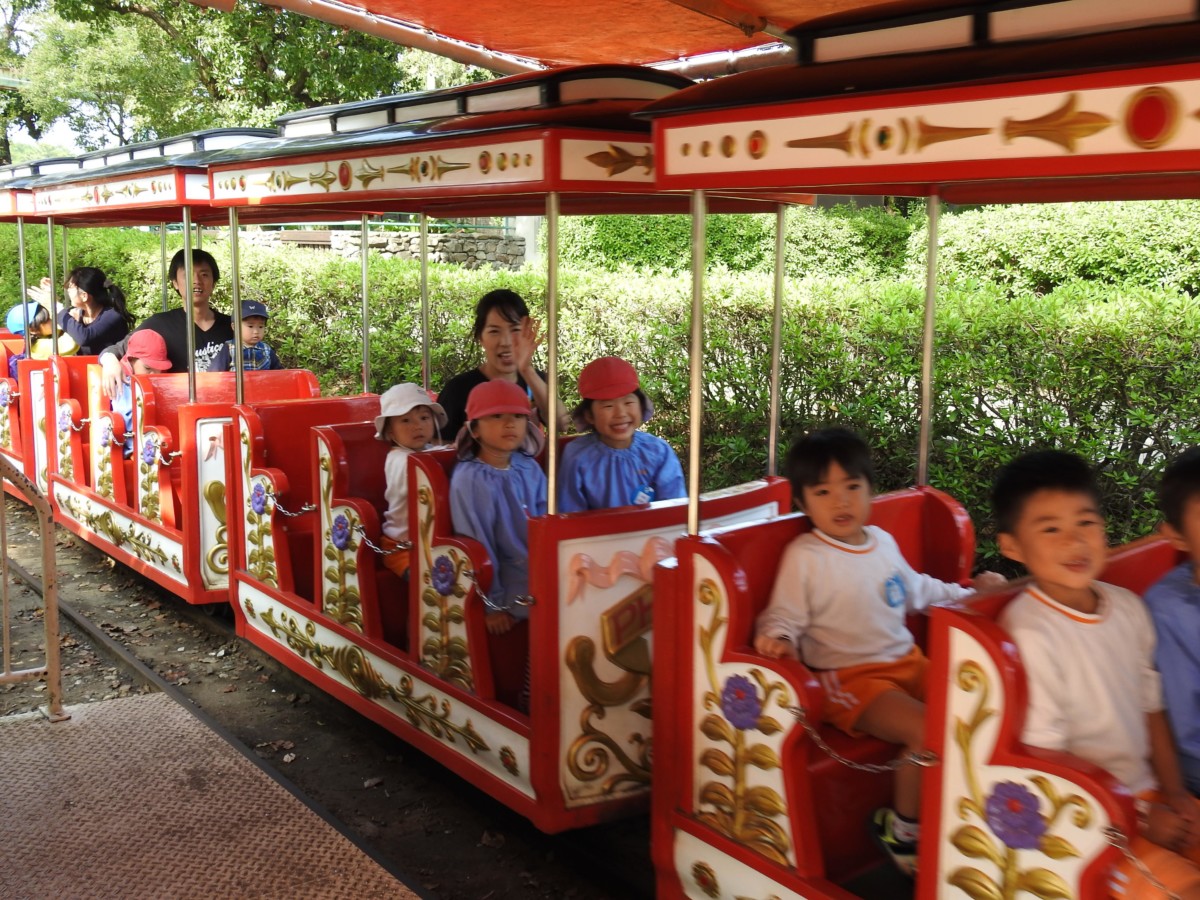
233, 394, 379, 602
311, 420, 414, 647
50, 356, 100, 491
656, 485, 977, 892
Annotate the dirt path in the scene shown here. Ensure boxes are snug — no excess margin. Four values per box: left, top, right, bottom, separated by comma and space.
1, 497, 651, 900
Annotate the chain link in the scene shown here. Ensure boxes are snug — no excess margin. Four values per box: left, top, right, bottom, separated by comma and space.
354, 525, 407, 555
264, 490, 316, 517
464, 568, 534, 614
156, 449, 183, 467
1103, 826, 1181, 900
786, 705, 938, 773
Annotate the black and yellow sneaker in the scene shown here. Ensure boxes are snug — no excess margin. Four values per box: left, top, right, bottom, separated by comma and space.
871, 807, 918, 878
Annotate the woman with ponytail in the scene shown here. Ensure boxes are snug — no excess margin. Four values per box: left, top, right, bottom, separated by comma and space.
56, 267, 135, 354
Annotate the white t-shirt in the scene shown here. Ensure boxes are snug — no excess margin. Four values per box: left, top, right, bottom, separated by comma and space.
999, 582, 1163, 794
756, 526, 971, 670
382, 445, 416, 542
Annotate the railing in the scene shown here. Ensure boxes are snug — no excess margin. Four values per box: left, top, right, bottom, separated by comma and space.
1, 457, 68, 722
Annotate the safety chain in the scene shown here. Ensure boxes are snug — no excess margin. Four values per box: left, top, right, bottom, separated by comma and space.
69, 417, 89, 433
1102, 826, 1181, 900
464, 568, 534, 614
155, 449, 183, 467
264, 490, 316, 517
354, 525, 407, 555
787, 705, 938, 772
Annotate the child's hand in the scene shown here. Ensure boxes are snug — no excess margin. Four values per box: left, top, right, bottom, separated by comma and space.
754, 634, 798, 659
1164, 791, 1200, 845
1145, 801, 1196, 851
485, 610, 515, 635
971, 571, 1007, 592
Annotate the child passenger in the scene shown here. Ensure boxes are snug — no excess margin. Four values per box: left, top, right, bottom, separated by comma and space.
450, 380, 547, 638
558, 356, 685, 512
754, 427, 1004, 876
207, 301, 283, 372
1143, 447, 1200, 799
375, 383, 447, 580
994, 450, 1200, 898
113, 330, 172, 457
6, 301, 80, 377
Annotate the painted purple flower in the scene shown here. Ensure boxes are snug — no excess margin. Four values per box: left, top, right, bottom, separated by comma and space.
431, 554, 456, 595
250, 482, 268, 515
720, 674, 762, 731
100, 419, 113, 447
0, 382, 11, 408
331, 514, 352, 551
141, 437, 157, 466
57, 404, 72, 434
985, 781, 1046, 850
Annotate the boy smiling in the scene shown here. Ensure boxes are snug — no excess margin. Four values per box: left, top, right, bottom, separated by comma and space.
994, 450, 1200, 897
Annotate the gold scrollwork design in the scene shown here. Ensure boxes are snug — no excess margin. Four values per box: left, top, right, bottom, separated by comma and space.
947, 659, 1090, 900
695, 578, 792, 866
417, 483, 474, 691
203, 480, 229, 577
564, 635, 651, 791
1003, 93, 1113, 152
59, 496, 171, 568
261, 606, 489, 754
584, 145, 653, 176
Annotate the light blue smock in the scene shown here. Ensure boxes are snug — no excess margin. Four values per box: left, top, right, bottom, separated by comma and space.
450, 453, 547, 619
557, 431, 686, 513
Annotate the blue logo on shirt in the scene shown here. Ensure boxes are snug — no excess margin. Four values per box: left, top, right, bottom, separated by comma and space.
632, 483, 655, 505
885, 572, 907, 608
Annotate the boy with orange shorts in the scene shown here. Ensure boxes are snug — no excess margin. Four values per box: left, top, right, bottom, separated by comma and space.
755, 427, 1004, 876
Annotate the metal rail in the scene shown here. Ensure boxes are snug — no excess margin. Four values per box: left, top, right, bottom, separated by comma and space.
0, 458, 68, 721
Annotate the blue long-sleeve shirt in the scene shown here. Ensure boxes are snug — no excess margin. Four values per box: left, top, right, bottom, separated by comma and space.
1144, 561, 1200, 794
58, 306, 130, 355
449, 453, 547, 619
557, 430, 686, 513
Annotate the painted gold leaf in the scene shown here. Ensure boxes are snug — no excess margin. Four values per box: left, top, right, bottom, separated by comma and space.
1017, 868, 1073, 899
755, 715, 783, 735
700, 747, 735, 776
744, 785, 786, 817
948, 867, 1003, 900
744, 743, 780, 769
700, 713, 734, 744
1038, 834, 1081, 860
950, 824, 1003, 865
699, 781, 735, 812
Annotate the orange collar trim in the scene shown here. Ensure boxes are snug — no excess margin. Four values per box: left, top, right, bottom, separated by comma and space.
812, 528, 876, 555
1027, 585, 1104, 624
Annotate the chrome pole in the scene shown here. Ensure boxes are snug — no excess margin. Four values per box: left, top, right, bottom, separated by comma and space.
768, 204, 786, 477
16, 218, 31, 356
60, 224, 68, 291
361, 214, 370, 394
160, 224, 170, 311
46, 218, 59, 356
229, 208, 244, 404
182, 208, 197, 403
687, 191, 706, 536
545, 192, 560, 515
917, 195, 940, 487
420, 213, 431, 393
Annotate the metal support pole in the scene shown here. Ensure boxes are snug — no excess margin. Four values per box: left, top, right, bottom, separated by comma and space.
420, 214, 431, 394
229, 208, 244, 404
545, 192, 560, 515
917, 195, 940, 487
195, 221, 203, 250
16, 218, 31, 357
361, 215, 371, 394
687, 191, 706, 536
60, 225, 68, 291
182, 208, 198, 403
160, 224, 170, 311
768, 205, 786, 478
46, 218, 60, 356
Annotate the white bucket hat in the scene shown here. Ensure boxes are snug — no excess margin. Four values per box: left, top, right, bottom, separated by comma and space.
374, 383, 448, 441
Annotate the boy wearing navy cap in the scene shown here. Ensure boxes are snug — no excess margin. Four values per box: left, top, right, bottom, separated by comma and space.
207, 300, 283, 372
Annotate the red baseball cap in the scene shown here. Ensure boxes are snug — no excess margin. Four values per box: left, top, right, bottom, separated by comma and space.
466, 379, 532, 420
123, 330, 171, 373
577, 357, 639, 401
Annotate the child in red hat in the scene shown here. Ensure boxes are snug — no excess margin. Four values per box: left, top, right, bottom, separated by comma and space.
558, 356, 684, 513
113, 330, 172, 457
450, 380, 547, 638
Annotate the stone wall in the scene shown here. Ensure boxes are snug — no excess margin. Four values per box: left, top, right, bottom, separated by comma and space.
238, 229, 525, 270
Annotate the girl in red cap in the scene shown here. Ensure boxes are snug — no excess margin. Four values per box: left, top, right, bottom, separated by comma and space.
558, 357, 685, 513
450, 380, 547, 649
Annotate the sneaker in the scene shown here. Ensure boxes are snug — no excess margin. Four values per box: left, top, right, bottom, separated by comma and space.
871, 807, 918, 878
